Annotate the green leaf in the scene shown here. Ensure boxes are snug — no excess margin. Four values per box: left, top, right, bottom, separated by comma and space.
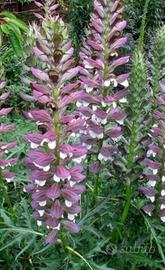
0, 209, 13, 226
8, 30, 23, 56
0, 234, 22, 252
7, 18, 27, 32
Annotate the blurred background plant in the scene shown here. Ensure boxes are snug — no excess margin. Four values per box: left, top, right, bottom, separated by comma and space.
18, 0, 32, 4
67, 0, 93, 54
125, 0, 165, 49
125, 0, 164, 40
0, 11, 27, 56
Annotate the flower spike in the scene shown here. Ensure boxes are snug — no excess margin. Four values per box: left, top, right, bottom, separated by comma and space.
22, 0, 86, 245
77, 0, 129, 171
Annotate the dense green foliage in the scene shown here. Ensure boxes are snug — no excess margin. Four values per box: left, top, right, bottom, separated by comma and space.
125, 0, 164, 39
68, 0, 93, 54
18, 0, 32, 4
0, 12, 27, 56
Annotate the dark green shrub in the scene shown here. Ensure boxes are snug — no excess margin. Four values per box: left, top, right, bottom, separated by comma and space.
125, 0, 164, 40
67, 0, 93, 54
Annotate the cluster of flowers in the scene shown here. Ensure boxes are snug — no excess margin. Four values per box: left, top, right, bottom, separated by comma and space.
77, 0, 129, 171
19, 0, 131, 244
141, 82, 165, 222
0, 80, 17, 183
3, 0, 165, 244
22, 1, 87, 245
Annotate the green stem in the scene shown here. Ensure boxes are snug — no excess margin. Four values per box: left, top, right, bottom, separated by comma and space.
53, 87, 61, 166
83, 154, 92, 215
92, 171, 100, 207
0, 168, 13, 211
120, 122, 136, 226
137, 0, 150, 51
121, 183, 132, 225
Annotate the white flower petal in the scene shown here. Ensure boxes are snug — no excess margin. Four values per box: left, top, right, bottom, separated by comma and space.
35, 180, 46, 187
65, 200, 72, 207
37, 220, 42, 226
39, 201, 47, 207
38, 210, 45, 217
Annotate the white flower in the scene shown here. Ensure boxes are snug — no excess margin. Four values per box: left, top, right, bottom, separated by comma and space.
92, 105, 98, 111
153, 124, 158, 128
85, 86, 93, 93
69, 180, 75, 187
48, 140, 56, 149
161, 216, 165, 222
112, 136, 122, 142
120, 80, 129, 88
31, 142, 39, 149
119, 98, 127, 104
161, 204, 165, 210
5, 177, 14, 183
147, 150, 156, 158
91, 114, 107, 125
147, 180, 156, 187
39, 201, 47, 207
36, 121, 44, 126
37, 220, 42, 226
147, 196, 155, 202
89, 130, 103, 139
65, 200, 72, 207
53, 174, 60, 182
34, 163, 50, 172
38, 210, 45, 217
68, 213, 76, 221
101, 101, 107, 107
76, 101, 82, 107
161, 190, 165, 196
73, 155, 86, 164
35, 180, 46, 186
151, 169, 158, 175
41, 139, 56, 150
84, 63, 93, 69
60, 152, 67, 159
116, 119, 124, 125
54, 224, 61, 230
110, 51, 118, 57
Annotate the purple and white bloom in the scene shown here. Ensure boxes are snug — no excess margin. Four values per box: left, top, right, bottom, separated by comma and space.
0, 81, 17, 183
77, 0, 129, 168
141, 82, 165, 221
22, 1, 86, 245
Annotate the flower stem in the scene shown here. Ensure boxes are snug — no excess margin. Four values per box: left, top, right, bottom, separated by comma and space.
0, 168, 13, 211
121, 183, 132, 225
92, 170, 100, 207
120, 121, 136, 226
83, 154, 92, 215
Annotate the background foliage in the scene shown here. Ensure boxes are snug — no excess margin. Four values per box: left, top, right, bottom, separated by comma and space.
67, 0, 93, 54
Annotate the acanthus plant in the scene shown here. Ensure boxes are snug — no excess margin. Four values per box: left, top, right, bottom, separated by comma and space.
120, 51, 148, 225
22, 0, 87, 245
140, 26, 165, 222
76, 0, 129, 198
0, 61, 17, 207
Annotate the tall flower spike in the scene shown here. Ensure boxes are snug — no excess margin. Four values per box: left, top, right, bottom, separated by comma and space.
142, 82, 165, 219
0, 61, 17, 184
23, 0, 86, 245
141, 26, 165, 221
77, 0, 129, 171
